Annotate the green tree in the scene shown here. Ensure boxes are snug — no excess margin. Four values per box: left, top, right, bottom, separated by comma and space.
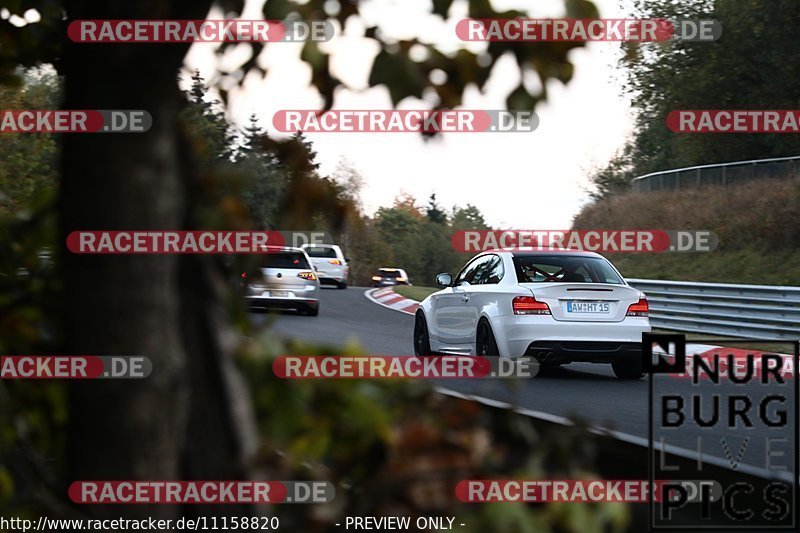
591, 0, 800, 198
426, 193, 447, 224
451, 204, 490, 231
0, 66, 59, 216
371, 194, 483, 285
180, 70, 236, 164
331, 158, 364, 213
587, 151, 634, 200
235, 114, 286, 229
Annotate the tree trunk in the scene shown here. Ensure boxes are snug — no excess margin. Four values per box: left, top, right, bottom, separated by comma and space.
61, 0, 258, 518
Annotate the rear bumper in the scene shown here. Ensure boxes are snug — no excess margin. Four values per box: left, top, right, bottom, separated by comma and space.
492, 314, 650, 358
524, 340, 642, 364
315, 266, 348, 283
319, 277, 346, 285
246, 297, 319, 312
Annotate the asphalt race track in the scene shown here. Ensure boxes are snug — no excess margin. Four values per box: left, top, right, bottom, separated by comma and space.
251, 286, 796, 478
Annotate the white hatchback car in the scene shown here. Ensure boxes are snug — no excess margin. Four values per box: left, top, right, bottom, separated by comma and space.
244, 247, 321, 316
301, 244, 350, 289
413, 250, 651, 379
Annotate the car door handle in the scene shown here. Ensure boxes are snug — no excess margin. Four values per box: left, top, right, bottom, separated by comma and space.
461, 295, 470, 302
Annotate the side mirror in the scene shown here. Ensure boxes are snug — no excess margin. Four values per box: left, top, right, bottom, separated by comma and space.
345, 257, 351, 262
435, 273, 453, 287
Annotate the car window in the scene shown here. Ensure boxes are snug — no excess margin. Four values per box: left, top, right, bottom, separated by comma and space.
260, 252, 311, 269
304, 246, 338, 258
454, 258, 478, 286
586, 262, 624, 284
479, 255, 504, 285
378, 269, 402, 278
470, 259, 492, 285
455, 255, 491, 286
512, 255, 624, 285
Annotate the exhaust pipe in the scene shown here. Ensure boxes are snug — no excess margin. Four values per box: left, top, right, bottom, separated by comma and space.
535, 350, 555, 363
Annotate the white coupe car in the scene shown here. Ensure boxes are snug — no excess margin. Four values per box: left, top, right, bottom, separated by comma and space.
413, 250, 651, 379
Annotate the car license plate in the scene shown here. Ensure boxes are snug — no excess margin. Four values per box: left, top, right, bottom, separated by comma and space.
567, 301, 610, 313
271, 290, 289, 297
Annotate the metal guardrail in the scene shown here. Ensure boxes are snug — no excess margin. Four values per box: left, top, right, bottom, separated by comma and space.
627, 278, 800, 340
630, 155, 800, 192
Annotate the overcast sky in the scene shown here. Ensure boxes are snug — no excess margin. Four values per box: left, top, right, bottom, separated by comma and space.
183, 0, 635, 229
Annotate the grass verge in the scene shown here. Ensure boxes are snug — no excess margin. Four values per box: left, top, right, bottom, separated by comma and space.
609, 249, 800, 286
574, 180, 800, 286
393, 285, 438, 302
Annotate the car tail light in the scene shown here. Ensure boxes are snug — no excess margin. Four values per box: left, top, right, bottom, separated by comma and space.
298, 271, 317, 281
513, 296, 551, 315
626, 298, 649, 317
371, 275, 381, 281
329, 259, 342, 265
396, 277, 406, 282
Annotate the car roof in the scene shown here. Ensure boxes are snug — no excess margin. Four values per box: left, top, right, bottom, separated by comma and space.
487, 249, 605, 259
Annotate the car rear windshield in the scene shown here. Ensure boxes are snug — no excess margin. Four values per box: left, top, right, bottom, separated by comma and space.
260, 252, 311, 269
512, 254, 624, 285
378, 270, 402, 278
304, 246, 338, 258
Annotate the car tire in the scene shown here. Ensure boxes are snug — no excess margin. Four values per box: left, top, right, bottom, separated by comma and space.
612, 358, 643, 379
476, 320, 499, 356
304, 306, 319, 317
413, 312, 432, 356
337, 281, 347, 290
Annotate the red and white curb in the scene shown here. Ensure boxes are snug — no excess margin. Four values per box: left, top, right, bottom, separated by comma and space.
364, 287, 419, 315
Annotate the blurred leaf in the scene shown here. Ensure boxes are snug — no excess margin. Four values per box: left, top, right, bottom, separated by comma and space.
369, 49, 427, 105
506, 83, 537, 111
301, 40, 340, 109
566, 0, 601, 19
262, 0, 294, 19
432, 0, 455, 18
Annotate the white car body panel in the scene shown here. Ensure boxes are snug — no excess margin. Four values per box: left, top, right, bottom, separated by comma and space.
301, 244, 349, 284
418, 251, 651, 359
